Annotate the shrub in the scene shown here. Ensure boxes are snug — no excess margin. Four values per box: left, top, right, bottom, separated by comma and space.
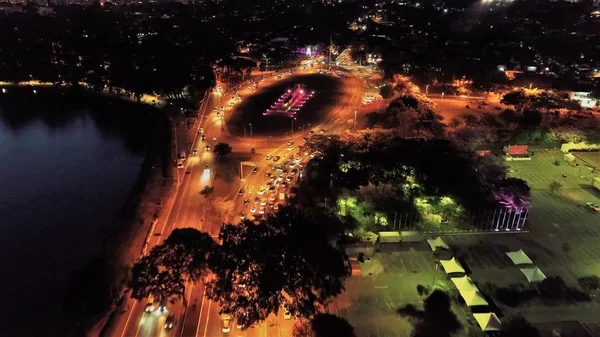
578, 276, 600, 292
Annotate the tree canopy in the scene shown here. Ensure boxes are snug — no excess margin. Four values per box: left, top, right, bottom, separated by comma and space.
207, 205, 350, 328
130, 228, 216, 303
214, 143, 233, 157
366, 94, 445, 137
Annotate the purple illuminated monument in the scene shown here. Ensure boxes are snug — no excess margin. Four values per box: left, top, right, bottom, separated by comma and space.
264, 84, 314, 117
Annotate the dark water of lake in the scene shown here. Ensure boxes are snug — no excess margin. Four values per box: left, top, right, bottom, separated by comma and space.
0, 91, 154, 336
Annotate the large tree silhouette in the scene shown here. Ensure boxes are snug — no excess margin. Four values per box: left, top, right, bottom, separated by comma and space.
130, 228, 215, 303
207, 205, 350, 328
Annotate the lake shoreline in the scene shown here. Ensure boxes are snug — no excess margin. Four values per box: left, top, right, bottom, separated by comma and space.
0, 86, 175, 337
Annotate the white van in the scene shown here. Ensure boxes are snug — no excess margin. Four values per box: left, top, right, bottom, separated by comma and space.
179, 151, 186, 161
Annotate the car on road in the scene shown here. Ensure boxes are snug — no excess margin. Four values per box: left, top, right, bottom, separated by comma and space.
287, 145, 294, 151
176, 159, 184, 168
287, 141, 294, 146
258, 188, 266, 195
303, 137, 308, 142
266, 155, 273, 160
222, 315, 231, 333
281, 181, 288, 187
144, 294, 156, 313
283, 305, 292, 320
319, 129, 326, 134
198, 128, 203, 134
276, 176, 284, 182
269, 195, 276, 201
252, 167, 259, 174
204, 165, 210, 174
243, 199, 249, 205
201, 134, 206, 141
308, 130, 315, 135
238, 189, 244, 196
205, 144, 210, 151
285, 176, 293, 182
253, 196, 260, 203
273, 156, 281, 162
192, 148, 198, 155
586, 202, 600, 212
259, 207, 265, 214
240, 212, 246, 220
260, 199, 267, 206
250, 206, 257, 213
165, 313, 175, 329
269, 186, 278, 193
264, 172, 272, 177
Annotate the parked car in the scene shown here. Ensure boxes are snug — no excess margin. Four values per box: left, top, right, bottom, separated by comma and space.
586, 202, 600, 213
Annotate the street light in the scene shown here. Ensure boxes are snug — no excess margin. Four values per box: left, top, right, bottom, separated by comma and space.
291, 118, 296, 134
301, 123, 310, 133
249, 123, 253, 138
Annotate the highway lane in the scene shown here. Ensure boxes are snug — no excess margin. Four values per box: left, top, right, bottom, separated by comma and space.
110, 66, 368, 337
113, 91, 219, 337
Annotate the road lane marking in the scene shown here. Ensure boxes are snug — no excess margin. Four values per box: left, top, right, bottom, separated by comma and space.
179, 282, 195, 337
120, 299, 138, 337
133, 309, 144, 337
202, 299, 212, 337
195, 288, 207, 337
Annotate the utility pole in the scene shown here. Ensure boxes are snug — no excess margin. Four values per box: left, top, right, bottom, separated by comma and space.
249, 124, 253, 138
329, 34, 332, 69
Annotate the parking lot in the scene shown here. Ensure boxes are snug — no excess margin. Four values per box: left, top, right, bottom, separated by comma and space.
326, 245, 474, 337
333, 151, 600, 336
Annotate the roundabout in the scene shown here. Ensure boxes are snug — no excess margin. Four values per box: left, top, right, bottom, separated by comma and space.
226, 73, 346, 137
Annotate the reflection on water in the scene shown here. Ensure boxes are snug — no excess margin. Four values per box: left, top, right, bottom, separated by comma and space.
0, 91, 152, 337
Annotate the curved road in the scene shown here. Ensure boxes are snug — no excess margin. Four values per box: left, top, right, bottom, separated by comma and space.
107, 66, 368, 337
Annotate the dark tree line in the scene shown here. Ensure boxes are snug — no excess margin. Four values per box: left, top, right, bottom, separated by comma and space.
0, 6, 221, 99
352, 0, 600, 91
131, 205, 350, 328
